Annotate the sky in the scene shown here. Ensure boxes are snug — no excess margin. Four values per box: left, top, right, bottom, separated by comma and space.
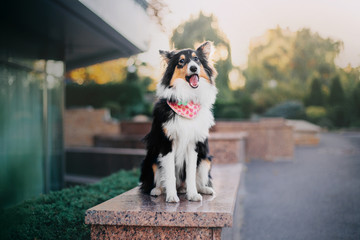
139, 0, 360, 70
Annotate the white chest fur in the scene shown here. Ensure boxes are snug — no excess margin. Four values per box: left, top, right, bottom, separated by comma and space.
164, 106, 214, 143
163, 106, 214, 164
157, 77, 217, 162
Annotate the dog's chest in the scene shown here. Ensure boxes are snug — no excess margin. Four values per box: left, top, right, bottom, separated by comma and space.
163, 108, 214, 144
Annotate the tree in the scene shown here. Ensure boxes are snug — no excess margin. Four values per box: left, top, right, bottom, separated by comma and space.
327, 76, 349, 127
170, 12, 233, 102
244, 26, 295, 95
67, 58, 128, 84
349, 83, 360, 126
244, 27, 343, 113
328, 76, 345, 105
306, 78, 324, 106
291, 29, 342, 83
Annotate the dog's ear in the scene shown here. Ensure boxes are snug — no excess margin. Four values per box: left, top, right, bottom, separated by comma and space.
196, 41, 213, 60
159, 50, 174, 64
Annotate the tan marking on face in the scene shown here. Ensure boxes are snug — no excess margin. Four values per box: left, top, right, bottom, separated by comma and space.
191, 52, 197, 57
152, 163, 157, 175
180, 54, 185, 60
199, 65, 211, 84
169, 63, 188, 86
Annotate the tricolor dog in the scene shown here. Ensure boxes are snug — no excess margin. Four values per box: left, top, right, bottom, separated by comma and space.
140, 41, 218, 202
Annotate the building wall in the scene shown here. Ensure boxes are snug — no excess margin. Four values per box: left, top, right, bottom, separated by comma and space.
0, 58, 64, 208
64, 108, 119, 147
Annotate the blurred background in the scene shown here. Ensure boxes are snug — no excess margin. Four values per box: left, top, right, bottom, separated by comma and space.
1, 0, 360, 209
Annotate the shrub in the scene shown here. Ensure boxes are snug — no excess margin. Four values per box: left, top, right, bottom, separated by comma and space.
306, 106, 327, 122
66, 82, 148, 119
327, 105, 349, 128
214, 102, 243, 119
214, 91, 254, 119
264, 101, 305, 119
0, 169, 140, 240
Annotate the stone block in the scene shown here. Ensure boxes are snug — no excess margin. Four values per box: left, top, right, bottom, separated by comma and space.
120, 121, 152, 136
286, 120, 321, 146
85, 164, 244, 240
64, 108, 119, 147
94, 134, 146, 149
209, 132, 248, 164
212, 119, 294, 161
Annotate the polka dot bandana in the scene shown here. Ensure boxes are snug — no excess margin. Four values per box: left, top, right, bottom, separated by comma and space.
167, 100, 201, 119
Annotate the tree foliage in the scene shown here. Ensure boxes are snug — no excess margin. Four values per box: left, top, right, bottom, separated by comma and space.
329, 76, 345, 105
170, 12, 233, 102
244, 26, 344, 116
291, 29, 342, 83
306, 78, 324, 106
67, 58, 128, 84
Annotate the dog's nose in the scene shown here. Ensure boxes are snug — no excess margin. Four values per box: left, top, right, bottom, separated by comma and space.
190, 66, 197, 73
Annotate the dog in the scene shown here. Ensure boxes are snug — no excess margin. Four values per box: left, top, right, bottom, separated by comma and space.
139, 41, 218, 202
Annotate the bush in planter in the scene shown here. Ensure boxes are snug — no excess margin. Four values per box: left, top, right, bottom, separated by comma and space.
214, 91, 254, 119
305, 106, 327, 122
0, 169, 140, 240
264, 101, 306, 119
66, 82, 147, 119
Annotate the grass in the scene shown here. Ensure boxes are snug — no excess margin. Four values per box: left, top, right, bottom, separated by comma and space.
0, 169, 140, 240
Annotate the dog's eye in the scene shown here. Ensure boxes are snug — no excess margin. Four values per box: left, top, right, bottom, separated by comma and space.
179, 59, 185, 64
193, 57, 199, 62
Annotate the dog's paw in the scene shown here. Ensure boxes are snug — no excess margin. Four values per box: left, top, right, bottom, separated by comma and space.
187, 193, 202, 202
198, 186, 215, 195
166, 194, 180, 203
150, 187, 162, 196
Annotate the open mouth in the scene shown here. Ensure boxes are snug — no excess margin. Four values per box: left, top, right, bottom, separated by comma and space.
185, 74, 199, 88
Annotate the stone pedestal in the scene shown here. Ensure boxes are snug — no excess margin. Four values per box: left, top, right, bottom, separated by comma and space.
209, 132, 248, 164
286, 120, 321, 146
85, 164, 243, 240
212, 118, 294, 161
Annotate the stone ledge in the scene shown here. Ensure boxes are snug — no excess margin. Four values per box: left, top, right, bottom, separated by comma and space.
212, 119, 294, 161
90, 225, 222, 239
85, 164, 243, 232
209, 132, 248, 140
209, 132, 248, 164
66, 147, 146, 178
66, 146, 146, 155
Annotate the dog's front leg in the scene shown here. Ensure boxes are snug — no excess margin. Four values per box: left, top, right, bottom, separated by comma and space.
186, 146, 202, 201
160, 151, 179, 203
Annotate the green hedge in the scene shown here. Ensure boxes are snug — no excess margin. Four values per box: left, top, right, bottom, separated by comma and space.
0, 169, 140, 240
66, 82, 151, 119
264, 101, 306, 119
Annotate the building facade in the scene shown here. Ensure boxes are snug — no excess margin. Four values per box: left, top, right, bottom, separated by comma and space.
0, 0, 150, 208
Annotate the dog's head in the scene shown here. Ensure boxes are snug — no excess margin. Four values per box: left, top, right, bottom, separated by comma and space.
157, 41, 217, 105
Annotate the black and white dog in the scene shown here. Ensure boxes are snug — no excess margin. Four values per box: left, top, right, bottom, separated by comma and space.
140, 41, 217, 202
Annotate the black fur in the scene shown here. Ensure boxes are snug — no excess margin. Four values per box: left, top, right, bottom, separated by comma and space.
139, 99, 174, 194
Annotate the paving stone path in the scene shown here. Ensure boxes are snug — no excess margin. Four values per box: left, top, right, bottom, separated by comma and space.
241, 132, 360, 240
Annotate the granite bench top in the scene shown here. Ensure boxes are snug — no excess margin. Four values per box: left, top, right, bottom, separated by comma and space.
85, 163, 243, 228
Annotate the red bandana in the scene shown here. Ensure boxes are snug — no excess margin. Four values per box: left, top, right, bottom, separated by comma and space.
167, 100, 201, 119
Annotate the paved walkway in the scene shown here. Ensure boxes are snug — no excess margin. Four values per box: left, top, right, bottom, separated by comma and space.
241, 132, 360, 240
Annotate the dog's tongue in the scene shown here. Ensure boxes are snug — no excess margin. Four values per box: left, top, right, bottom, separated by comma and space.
189, 75, 199, 88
